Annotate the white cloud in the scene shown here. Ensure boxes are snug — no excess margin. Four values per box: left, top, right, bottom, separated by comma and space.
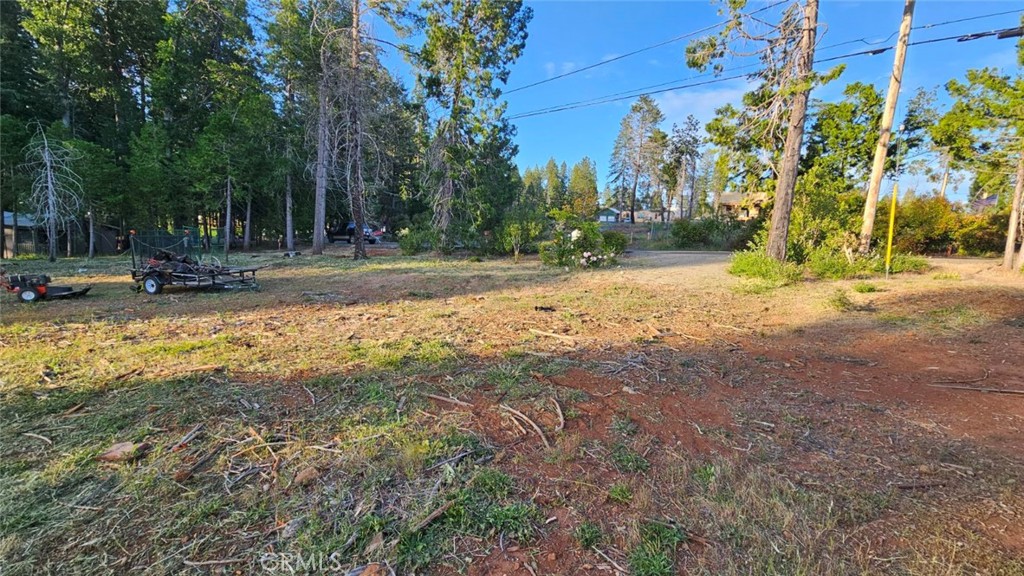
544, 61, 577, 79
652, 80, 753, 131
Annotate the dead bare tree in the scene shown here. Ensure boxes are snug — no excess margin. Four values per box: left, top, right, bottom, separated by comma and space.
24, 124, 83, 262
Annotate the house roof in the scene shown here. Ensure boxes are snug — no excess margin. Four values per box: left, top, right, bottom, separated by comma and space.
3, 211, 39, 228
970, 195, 997, 211
598, 207, 621, 214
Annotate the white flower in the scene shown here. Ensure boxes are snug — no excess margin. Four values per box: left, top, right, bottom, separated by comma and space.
583, 251, 591, 258
570, 229, 582, 242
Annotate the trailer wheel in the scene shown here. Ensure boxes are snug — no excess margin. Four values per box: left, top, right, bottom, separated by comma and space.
18, 287, 40, 303
142, 276, 163, 295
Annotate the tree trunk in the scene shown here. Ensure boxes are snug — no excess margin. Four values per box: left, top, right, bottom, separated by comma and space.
765, 0, 819, 262
312, 76, 329, 255
1003, 153, 1023, 270
224, 176, 232, 259
45, 146, 58, 262
11, 207, 18, 258
629, 174, 638, 224
858, 0, 915, 253
349, 0, 367, 261
88, 211, 95, 259
285, 171, 294, 251
66, 223, 72, 258
243, 196, 252, 251
938, 153, 950, 198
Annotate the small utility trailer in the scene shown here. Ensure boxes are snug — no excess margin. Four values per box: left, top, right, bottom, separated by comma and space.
1, 272, 91, 303
130, 238, 261, 295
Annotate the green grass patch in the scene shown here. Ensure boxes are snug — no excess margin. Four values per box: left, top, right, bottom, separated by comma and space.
575, 521, 603, 548
609, 443, 650, 473
826, 289, 855, 312
852, 281, 879, 293
608, 482, 633, 504
728, 251, 801, 288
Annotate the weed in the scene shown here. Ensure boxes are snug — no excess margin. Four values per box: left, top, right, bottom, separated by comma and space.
575, 521, 603, 548
610, 415, 639, 436
608, 483, 633, 504
875, 253, 929, 274
827, 289, 855, 312
807, 249, 869, 280
852, 281, 878, 293
692, 463, 717, 489
728, 251, 802, 286
628, 547, 674, 576
932, 272, 961, 280
610, 443, 650, 473
485, 503, 539, 541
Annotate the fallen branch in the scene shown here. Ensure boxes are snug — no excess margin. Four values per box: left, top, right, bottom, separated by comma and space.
551, 397, 565, 432
927, 384, 1024, 396
171, 423, 205, 452
500, 404, 550, 448
411, 500, 455, 532
424, 393, 472, 407
896, 480, 946, 490
932, 369, 990, 385
183, 558, 245, 567
592, 546, 627, 574
528, 328, 576, 345
23, 432, 53, 445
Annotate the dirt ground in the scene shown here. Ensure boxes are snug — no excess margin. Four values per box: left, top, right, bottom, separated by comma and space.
1, 248, 1022, 575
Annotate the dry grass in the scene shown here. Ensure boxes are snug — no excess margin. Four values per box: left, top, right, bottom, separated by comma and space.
1, 250, 1022, 574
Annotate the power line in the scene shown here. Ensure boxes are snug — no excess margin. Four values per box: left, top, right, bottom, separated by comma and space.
504, 0, 787, 95
818, 8, 1021, 51
507, 25, 1023, 121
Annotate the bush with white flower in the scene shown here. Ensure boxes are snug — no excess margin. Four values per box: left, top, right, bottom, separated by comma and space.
539, 209, 619, 268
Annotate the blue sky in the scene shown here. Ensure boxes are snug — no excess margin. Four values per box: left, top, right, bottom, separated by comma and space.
372, 1, 1022, 202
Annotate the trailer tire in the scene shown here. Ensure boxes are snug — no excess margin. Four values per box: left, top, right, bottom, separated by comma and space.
18, 287, 40, 303
142, 276, 163, 295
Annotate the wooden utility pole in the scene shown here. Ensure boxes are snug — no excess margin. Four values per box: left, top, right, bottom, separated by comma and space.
859, 0, 915, 254
765, 0, 818, 262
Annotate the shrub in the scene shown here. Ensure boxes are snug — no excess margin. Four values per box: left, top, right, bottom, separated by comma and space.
499, 218, 544, 263
806, 248, 870, 280
397, 227, 433, 255
873, 253, 929, 274
601, 230, 628, 255
956, 212, 1007, 256
728, 251, 802, 285
670, 216, 757, 251
852, 282, 878, 293
539, 209, 618, 268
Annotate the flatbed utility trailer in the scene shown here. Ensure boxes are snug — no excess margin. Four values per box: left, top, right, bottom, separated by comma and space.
130, 237, 261, 295
1, 272, 91, 303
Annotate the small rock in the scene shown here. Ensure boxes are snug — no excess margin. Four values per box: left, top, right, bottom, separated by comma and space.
547, 552, 556, 561
96, 442, 150, 463
281, 516, 305, 539
294, 466, 320, 486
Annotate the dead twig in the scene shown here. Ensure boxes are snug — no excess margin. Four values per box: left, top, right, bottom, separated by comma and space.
528, 328, 576, 345
551, 397, 565, 432
182, 558, 245, 567
592, 546, 627, 574
411, 500, 455, 532
424, 393, 473, 407
23, 432, 53, 445
932, 369, 990, 385
500, 404, 550, 448
303, 385, 316, 405
171, 423, 205, 452
927, 384, 1024, 396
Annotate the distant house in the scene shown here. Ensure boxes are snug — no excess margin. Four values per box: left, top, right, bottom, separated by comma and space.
717, 192, 767, 221
596, 207, 621, 223
970, 194, 998, 213
633, 209, 660, 222
3, 211, 40, 258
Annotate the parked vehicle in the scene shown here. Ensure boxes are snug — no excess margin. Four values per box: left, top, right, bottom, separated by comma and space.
1, 271, 91, 303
